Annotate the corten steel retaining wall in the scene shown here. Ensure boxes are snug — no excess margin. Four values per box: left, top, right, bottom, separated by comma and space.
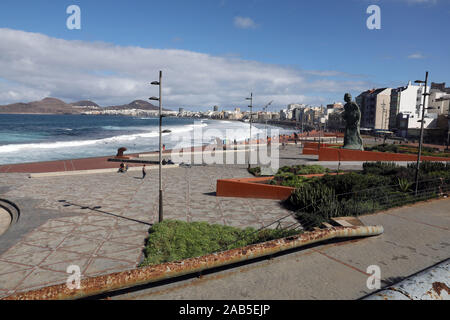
303, 142, 341, 149
216, 173, 340, 200
2, 225, 384, 300
216, 177, 294, 200
318, 147, 450, 162
302, 148, 320, 155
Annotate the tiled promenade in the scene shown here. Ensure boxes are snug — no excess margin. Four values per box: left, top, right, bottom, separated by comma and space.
0, 163, 298, 297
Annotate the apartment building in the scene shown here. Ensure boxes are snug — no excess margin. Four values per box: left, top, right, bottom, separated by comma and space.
356, 88, 392, 130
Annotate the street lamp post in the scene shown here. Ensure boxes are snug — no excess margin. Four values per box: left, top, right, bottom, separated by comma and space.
150, 71, 164, 223
413, 71, 430, 196
246, 93, 253, 169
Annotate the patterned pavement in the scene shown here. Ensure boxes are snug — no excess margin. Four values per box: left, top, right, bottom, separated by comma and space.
0, 164, 298, 297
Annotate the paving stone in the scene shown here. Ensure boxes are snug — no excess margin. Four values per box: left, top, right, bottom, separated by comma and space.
0, 163, 300, 293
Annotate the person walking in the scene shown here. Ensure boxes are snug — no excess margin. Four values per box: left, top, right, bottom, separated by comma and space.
142, 164, 146, 179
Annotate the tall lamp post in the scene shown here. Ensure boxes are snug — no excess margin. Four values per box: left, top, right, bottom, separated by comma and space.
262, 100, 273, 139
246, 92, 253, 169
413, 71, 431, 196
150, 71, 164, 223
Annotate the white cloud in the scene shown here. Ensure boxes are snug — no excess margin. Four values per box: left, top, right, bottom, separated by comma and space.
233, 16, 258, 29
0, 28, 373, 109
407, 52, 425, 59
365, 0, 439, 5
403, 0, 438, 4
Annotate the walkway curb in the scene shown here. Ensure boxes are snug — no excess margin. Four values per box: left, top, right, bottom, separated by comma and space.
29, 164, 179, 178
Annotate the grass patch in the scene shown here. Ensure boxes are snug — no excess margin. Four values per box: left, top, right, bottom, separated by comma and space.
140, 220, 300, 267
365, 144, 450, 158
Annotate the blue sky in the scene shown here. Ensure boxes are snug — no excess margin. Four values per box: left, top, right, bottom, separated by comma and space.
0, 0, 449, 110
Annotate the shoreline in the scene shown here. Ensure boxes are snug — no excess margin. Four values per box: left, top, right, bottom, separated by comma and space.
0, 134, 303, 173
0, 116, 298, 168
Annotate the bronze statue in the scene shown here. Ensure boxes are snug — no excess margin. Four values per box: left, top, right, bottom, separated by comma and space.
342, 93, 364, 150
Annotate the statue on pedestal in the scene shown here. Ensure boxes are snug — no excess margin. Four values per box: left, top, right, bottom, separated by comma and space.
342, 93, 364, 151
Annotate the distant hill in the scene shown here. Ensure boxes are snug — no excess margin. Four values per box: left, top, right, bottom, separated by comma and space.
0, 98, 172, 114
0, 97, 80, 114
105, 100, 171, 111
69, 100, 100, 109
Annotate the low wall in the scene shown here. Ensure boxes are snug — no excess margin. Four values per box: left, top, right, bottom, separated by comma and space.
216, 173, 339, 200
216, 177, 294, 200
302, 148, 319, 155
303, 142, 341, 149
318, 147, 450, 162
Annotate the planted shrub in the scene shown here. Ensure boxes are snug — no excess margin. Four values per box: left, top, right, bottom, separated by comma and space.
271, 172, 308, 187
318, 172, 391, 200
248, 166, 261, 176
397, 178, 413, 192
276, 164, 327, 175
362, 162, 399, 176
365, 144, 399, 153
288, 183, 339, 220
286, 161, 449, 230
407, 161, 449, 174
269, 165, 328, 188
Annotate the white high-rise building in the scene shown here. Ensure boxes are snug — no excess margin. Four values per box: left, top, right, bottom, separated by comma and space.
389, 81, 430, 130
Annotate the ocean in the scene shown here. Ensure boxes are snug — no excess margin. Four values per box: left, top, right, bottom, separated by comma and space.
0, 114, 293, 165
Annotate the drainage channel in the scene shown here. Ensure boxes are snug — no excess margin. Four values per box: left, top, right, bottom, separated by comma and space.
0, 199, 20, 236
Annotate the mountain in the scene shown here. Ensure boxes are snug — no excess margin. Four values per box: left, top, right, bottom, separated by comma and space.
0, 98, 172, 114
105, 100, 171, 111
0, 97, 80, 114
69, 100, 100, 108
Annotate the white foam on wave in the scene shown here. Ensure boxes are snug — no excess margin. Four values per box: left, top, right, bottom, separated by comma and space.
0, 119, 290, 165
0, 122, 209, 154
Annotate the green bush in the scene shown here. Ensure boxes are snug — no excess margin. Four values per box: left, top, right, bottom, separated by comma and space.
248, 166, 261, 176
286, 162, 449, 230
271, 172, 308, 187
317, 172, 391, 200
288, 183, 339, 220
407, 161, 450, 174
270, 165, 328, 187
365, 144, 399, 153
362, 162, 399, 176
277, 164, 327, 175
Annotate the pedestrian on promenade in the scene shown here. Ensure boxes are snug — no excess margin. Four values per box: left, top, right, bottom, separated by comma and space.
118, 162, 125, 173
142, 165, 146, 179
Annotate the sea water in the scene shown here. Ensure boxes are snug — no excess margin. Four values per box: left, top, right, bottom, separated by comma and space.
0, 114, 293, 165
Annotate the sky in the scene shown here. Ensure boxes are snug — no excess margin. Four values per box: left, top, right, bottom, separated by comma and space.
0, 0, 449, 111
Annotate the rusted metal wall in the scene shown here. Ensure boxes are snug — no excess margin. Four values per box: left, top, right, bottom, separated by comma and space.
3, 225, 383, 300
364, 258, 449, 300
